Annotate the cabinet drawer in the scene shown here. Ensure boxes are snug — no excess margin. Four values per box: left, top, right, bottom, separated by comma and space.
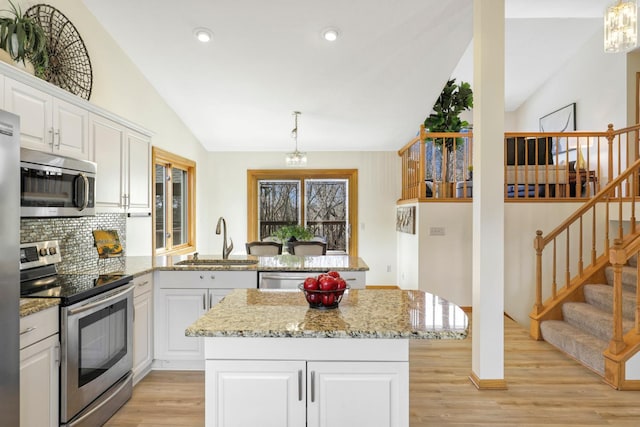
155, 270, 257, 289
340, 271, 366, 289
133, 273, 153, 298
20, 306, 59, 350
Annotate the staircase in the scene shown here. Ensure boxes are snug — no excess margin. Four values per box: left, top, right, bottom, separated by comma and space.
540, 256, 637, 375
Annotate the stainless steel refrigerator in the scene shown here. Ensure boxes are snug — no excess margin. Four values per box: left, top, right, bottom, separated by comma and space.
0, 110, 21, 426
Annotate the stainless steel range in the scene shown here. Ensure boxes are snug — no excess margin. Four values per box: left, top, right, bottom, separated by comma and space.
20, 240, 134, 427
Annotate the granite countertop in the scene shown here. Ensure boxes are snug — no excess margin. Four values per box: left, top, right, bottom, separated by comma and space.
186, 289, 468, 339
121, 254, 368, 275
19, 298, 60, 317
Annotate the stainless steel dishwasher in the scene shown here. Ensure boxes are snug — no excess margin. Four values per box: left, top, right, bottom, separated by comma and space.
258, 271, 365, 289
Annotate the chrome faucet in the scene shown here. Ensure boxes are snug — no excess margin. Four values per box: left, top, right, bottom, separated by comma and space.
215, 216, 233, 259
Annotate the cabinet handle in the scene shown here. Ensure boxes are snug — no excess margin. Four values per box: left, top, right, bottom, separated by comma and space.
20, 326, 36, 335
55, 341, 61, 368
48, 128, 54, 146
298, 369, 303, 401
55, 129, 61, 148
210, 275, 215, 280
209, 293, 213, 309
199, 275, 204, 280
310, 371, 315, 402
137, 280, 149, 287
202, 294, 206, 310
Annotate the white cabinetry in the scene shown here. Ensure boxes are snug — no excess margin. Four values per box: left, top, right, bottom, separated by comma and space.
5, 78, 89, 159
204, 338, 408, 427
207, 360, 306, 427
154, 270, 257, 369
90, 113, 151, 213
133, 273, 153, 384
19, 306, 59, 427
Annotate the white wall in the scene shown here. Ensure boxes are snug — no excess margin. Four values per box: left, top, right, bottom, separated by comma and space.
513, 31, 626, 132
398, 202, 584, 324
202, 151, 401, 285
397, 203, 420, 290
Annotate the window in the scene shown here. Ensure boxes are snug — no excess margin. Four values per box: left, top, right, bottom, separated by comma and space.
153, 147, 196, 255
248, 169, 358, 255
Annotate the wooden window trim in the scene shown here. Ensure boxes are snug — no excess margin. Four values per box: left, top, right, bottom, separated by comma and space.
152, 147, 197, 255
247, 169, 358, 256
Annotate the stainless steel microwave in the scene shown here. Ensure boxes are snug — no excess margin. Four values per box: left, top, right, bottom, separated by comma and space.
20, 148, 97, 217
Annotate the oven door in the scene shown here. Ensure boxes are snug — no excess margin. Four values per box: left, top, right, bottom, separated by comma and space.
60, 284, 134, 424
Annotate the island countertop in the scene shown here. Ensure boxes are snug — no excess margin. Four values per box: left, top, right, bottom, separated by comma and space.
185, 288, 468, 339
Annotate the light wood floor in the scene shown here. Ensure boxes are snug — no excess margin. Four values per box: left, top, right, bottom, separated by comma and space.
106, 317, 640, 426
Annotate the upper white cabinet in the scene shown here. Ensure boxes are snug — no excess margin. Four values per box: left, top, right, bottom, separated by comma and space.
90, 113, 151, 213
5, 77, 89, 159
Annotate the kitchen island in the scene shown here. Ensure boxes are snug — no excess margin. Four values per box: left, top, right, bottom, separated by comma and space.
186, 288, 468, 427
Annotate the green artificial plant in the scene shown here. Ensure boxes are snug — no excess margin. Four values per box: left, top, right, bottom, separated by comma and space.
0, 0, 48, 76
423, 78, 473, 151
272, 224, 314, 244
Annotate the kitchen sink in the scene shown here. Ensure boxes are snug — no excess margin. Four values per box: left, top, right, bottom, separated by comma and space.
175, 258, 259, 266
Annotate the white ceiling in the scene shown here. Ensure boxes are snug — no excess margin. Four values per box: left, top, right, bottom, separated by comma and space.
83, 0, 611, 152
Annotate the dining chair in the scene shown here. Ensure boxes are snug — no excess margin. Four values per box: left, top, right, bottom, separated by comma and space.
245, 241, 283, 255
289, 241, 327, 255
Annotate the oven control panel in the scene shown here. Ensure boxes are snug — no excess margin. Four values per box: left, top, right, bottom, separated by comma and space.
20, 240, 61, 270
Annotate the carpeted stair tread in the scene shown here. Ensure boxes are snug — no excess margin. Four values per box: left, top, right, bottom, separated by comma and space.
562, 302, 635, 341
630, 254, 637, 268
583, 284, 636, 321
604, 265, 638, 292
540, 320, 606, 374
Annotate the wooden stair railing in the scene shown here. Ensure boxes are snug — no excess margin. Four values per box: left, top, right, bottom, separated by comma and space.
530, 157, 640, 389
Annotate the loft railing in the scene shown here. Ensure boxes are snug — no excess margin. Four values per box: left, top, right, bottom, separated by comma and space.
397, 123, 640, 202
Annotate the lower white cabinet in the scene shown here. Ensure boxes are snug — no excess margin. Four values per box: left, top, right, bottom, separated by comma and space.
154, 270, 257, 369
19, 306, 59, 427
133, 273, 154, 384
207, 360, 306, 427
206, 359, 407, 427
204, 338, 409, 427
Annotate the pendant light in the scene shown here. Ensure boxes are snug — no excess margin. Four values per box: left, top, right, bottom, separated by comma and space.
604, 0, 638, 53
285, 111, 307, 167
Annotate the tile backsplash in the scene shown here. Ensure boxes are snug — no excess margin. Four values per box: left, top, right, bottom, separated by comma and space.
20, 213, 126, 273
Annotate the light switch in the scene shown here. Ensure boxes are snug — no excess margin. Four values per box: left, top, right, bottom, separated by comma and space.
429, 226, 446, 236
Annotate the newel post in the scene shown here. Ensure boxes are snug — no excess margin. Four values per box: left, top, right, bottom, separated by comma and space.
533, 230, 544, 315
607, 123, 615, 186
608, 239, 627, 355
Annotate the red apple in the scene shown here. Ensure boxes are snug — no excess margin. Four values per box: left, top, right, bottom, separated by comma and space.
307, 292, 321, 305
304, 277, 319, 291
327, 270, 341, 278
321, 292, 336, 306
319, 276, 338, 291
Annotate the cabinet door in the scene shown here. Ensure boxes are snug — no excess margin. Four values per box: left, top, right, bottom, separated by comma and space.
126, 129, 151, 211
155, 288, 206, 361
133, 290, 153, 384
209, 288, 233, 308
20, 334, 59, 427
5, 78, 52, 152
307, 361, 408, 427
53, 98, 89, 159
205, 360, 306, 427
90, 113, 126, 210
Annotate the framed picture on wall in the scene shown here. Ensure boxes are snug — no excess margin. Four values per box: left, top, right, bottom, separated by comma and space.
539, 103, 576, 158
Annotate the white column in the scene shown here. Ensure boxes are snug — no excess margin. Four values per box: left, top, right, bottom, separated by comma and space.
470, 0, 507, 389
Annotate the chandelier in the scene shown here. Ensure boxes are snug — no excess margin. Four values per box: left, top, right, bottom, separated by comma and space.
285, 111, 307, 167
604, 0, 638, 53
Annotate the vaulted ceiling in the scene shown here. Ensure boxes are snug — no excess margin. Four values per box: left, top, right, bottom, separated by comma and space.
84, 0, 610, 152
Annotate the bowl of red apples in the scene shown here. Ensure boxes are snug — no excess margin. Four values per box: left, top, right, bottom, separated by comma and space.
299, 271, 349, 309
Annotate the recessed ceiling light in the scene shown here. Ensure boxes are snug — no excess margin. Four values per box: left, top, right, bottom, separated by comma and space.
322, 28, 339, 42
194, 27, 213, 43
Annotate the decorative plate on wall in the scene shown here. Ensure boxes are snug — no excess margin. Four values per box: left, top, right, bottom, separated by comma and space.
24, 4, 93, 100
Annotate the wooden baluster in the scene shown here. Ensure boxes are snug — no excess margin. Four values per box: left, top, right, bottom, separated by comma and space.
552, 238, 557, 298
608, 239, 626, 355
605, 195, 611, 257
591, 205, 597, 265
607, 124, 614, 187
565, 228, 571, 289
533, 230, 544, 314
419, 138, 426, 200
618, 184, 623, 241
636, 251, 640, 334
578, 216, 584, 275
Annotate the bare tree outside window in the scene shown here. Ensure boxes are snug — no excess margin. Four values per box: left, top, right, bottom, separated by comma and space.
306, 179, 348, 252
258, 181, 300, 240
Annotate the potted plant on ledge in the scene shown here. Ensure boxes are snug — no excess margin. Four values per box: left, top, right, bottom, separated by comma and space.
0, 0, 48, 77
423, 78, 473, 196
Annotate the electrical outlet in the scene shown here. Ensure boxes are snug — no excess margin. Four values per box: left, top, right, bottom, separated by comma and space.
386, 265, 391, 273
429, 226, 446, 236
